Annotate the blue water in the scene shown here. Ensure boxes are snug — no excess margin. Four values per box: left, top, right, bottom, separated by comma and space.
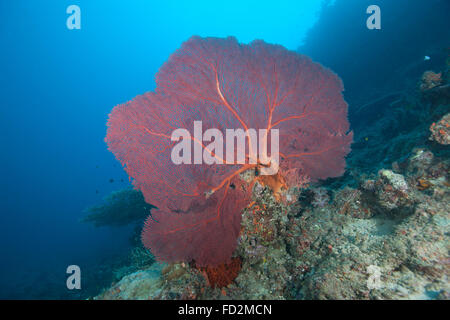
0, 0, 323, 299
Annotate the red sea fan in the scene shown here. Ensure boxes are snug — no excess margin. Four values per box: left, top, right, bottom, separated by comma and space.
199, 257, 242, 288
105, 36, 352, 267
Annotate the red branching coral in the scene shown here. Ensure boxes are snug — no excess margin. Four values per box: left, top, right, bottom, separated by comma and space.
105, 36, 352, 267
199, 257, 242, 288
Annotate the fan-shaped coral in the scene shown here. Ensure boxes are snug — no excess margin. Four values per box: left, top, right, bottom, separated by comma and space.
105, 36, 352, 267
198, 257, 242, 288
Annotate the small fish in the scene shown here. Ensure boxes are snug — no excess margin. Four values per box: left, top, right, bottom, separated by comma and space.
109, 178, 114, 183
424, 56, 430, 61
95, 190, 99, 194
364, 137, 369, 141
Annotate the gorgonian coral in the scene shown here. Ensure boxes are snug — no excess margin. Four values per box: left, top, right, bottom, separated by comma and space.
198, 257, 242, 288
105, 36, 352, 267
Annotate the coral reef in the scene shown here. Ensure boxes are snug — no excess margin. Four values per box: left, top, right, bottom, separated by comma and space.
430, 113, 450, 145
372, 169, 414, 213
334, 52, 450, 180
95, 263, 165, 300
96, 145, 448, 300
95, 34, 449, 302
296, 152, 449, 299
95, 59, 449, 299
420, 71, 443, 92
311, 187, 330, 208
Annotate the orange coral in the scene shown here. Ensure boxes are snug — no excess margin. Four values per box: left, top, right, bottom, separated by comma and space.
416, 178, 433, 190
255, 171, 286, 201
253, 168, 310, 203
199, 257, 242, 288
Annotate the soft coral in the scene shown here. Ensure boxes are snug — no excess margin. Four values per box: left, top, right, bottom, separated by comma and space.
105, 36, 352, 267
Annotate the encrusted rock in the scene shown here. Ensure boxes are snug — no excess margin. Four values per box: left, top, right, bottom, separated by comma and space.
430, 113, 450, 145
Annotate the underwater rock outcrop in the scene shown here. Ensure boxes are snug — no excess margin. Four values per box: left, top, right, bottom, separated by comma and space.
420, 71, 443, 92
81, 188, 153, 227
430, 113, 450, 145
